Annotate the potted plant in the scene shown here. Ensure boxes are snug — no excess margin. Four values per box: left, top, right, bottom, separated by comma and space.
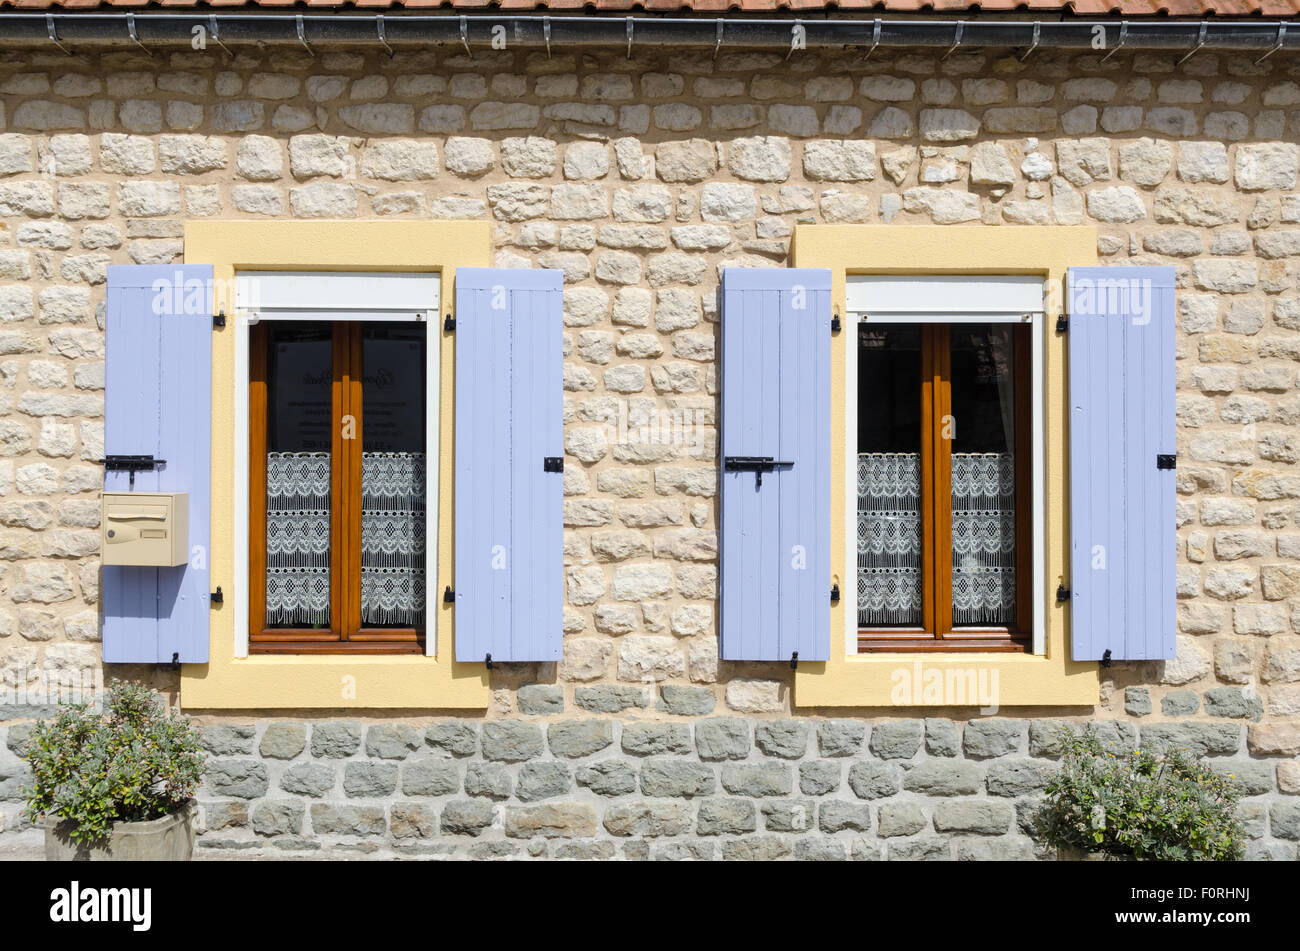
23, 683, 206, 861
1034, 728, 1245, 861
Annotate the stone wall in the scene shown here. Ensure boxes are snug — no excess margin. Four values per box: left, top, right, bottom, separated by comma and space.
0, 44, 1296, 737
3, 713, 1295, 858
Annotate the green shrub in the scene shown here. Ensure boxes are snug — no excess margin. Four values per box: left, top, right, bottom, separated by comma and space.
23, 683, 206, 846
1033, 728, 1245, 861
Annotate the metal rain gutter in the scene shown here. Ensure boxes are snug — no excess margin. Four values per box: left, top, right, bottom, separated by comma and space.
0, 13, 1296, 60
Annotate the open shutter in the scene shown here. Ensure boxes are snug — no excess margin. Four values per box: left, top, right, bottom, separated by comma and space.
720, 268, 832, 662
453, 268, 563, 663
1067, 266, 1176, 662
103, 265, 212, 663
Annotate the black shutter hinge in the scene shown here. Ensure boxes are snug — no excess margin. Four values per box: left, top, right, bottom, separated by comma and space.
485, 653, 493, 670
1156, 454, 1176, 470
790, 651, 799, 670
544, 457, 564, 473
830, 582, 840, 604
831, 314, 841, 333
1100, 649, 1112, 669
210, 586, 223, 604
443, 586, 455, 604
443, 313, 455, 332
1056, 583, 1070, 604
213, 310, 226, 329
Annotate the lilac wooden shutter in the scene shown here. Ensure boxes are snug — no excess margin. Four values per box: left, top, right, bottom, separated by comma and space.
103, 265, 212, 663
1067, 266, 1176, 662
720, 268, 832, 662
454, 269, 563, 663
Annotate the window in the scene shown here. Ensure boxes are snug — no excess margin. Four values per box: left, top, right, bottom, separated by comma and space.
848, 276, 1043, 655
250, 321, 428, 653
238, 270, 440, 656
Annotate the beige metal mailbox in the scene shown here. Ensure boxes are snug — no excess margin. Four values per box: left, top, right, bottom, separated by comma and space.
101, 492, 189, 567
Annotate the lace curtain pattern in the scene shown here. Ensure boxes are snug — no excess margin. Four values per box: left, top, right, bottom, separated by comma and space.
361, 451, 426, 627
265, 451, 426, 628
951, 452, 1016, 626
266, 452, 331, 627
857, 453, 923, 626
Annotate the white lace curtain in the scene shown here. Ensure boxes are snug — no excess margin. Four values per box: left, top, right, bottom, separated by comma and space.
265, 451, 426, 628
857, 451, 1016, 628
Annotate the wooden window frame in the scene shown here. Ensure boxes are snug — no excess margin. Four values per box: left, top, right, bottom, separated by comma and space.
249, 321, 425, 655
858, 322, 1032, 654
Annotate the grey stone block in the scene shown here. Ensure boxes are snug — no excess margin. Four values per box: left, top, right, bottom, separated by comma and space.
888, 836, 952, 861
955, 835, 1033, 860
1124, 687, 1152, 717
207, 759, 269, 799
440, 800, 495, 836
251, 800, 305, 836
877, 801, 927, 837
342, 761, 399, 798
574, 685, 650, 713
516, 762, 572, 801
722, 835, 791, 861
1162, 690, 1201, 717
868, 720, 924, 759
425, 722, 478, 757
658, 685, 715, 716
518, 684, 564, 715
621, 722, 692, 756
698, 798, 759, 835
761, 799, 817, 833
962, 719, 1025, 758
260, 723, 307, 760
800, 760, 842, 796
901, 760, 982, 796
575, 760, 637, 797
201, 801, 248, 831
1209, 759, 1275, 797
1270, 800, 1300, 840
504, 803, 598, 839
311, 722, 362, 759
1203, 687, 1264, 720
365, 724, 421, 759
721, 762, 792, 797
310, 803, 387, 836
548, 720, 615, 758
795, 837, 848, 861
389, 803, 437, 839
1140, 722, 1242, 757
695, 718, 751, 761
985, 759, 1056, 797
641, 759, 715, 797
755, 720, 809, 759
924, 718, 960, 757
818, 799, 872, 834
603, 801, 693, 837
401, 759, 460, 797
481, 721, 545, 762
847, 761, 901, 799
654, 840, 716, 861
933, 800, 1013, 834
201, 725, 256, 756
817, 719, 865, 757
279, 762, 335, 798
464, 762, 513, 800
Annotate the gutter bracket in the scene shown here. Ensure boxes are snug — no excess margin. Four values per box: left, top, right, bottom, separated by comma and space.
1018, 21, 1040, 62
544, 16, 552, 58
1255, 22, 1286, 65
295, 15, 315, 57
1177, 21, 1208, 65
941, 21, 963, 61
627, 17, 634, 59
125, 13, 153, 57
460, 15, 472, 58
713, 20, 724, 60
46, 15, 71, 56
864, 19, 881, 61
785, 19, 801, 60
1099, 20, 1128, 64
376, 15, 394, 58
209, 16, 232, 58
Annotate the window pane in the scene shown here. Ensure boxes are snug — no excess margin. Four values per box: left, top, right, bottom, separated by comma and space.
361, 324, 427, 628
265, 324, 332, 628
949, 324, 1017, 627
857, 325, 923, 627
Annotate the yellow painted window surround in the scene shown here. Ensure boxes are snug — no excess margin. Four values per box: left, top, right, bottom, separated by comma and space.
181, 220, 491, 710
790, 225, 1101, 709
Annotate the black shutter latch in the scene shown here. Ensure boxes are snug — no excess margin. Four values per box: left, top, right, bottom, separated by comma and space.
211, 586, 223, 604
1156, 454, 1176, 470
213, 310, 226, 329
1056, 583, 1070, 604
443, 314, 455, 332
1100, 649, 1112, 668
790, 652, 799, 670
830, 583, 840, 604
1055, 313, 1068, 333
831, 314, 841, 333
544, 457, 563, 473
485, 653, 493, 670
443, 586, 455, 603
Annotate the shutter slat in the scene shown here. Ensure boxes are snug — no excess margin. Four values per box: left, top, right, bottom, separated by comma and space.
1068, 266, 1176, 661
103, 265, 212, 664
454, 269, 563, 663
720, 268, 832, 662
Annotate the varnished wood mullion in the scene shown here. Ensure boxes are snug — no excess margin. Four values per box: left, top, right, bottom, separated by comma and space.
249, 325, 269, 638
1014, 323, 1034, 636
934, 324, 954, 638
345, 323, 364, 639
919, 325, 937, 638
331, 325, 348, 640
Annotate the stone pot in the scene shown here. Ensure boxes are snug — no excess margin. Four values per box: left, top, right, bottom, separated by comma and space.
1056, 845, 1135, 861
45, 800, 196, 861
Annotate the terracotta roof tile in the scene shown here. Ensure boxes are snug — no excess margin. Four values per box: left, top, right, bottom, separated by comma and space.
1, 0, 1296, 15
